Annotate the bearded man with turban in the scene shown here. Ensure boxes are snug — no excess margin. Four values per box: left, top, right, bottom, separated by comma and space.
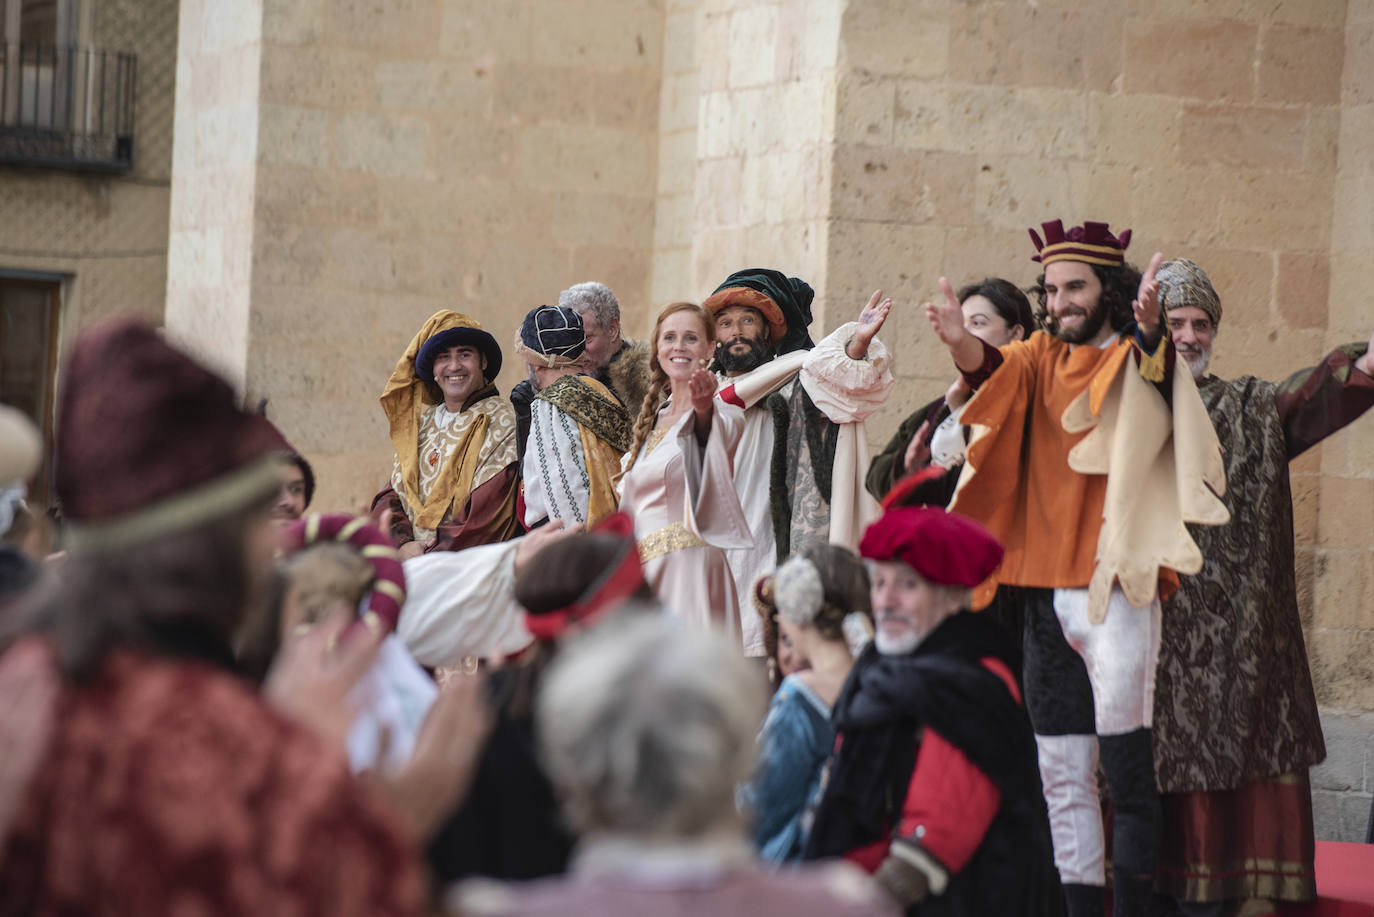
702, 268, 895, 657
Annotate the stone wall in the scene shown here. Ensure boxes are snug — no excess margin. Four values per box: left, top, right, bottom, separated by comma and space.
0, 0, 178, 351
654, 0, 1374, 840
167, 0, 666, 510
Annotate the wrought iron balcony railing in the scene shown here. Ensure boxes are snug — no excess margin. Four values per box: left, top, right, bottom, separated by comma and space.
0, 42, 137, 173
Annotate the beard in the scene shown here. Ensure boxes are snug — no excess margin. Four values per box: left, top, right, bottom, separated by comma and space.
875, 628, 922, 656
1046, 299, 1109, 345
716, 335, 772, 374
1176, 342, 1213, 379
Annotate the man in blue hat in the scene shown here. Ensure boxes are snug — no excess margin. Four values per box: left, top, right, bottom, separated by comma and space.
701, 268, 894, 657
374, 310, 521, 556
513, 305, 631, 530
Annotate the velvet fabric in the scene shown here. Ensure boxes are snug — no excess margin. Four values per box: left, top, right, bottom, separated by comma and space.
805, 611, 1052, 917
703, 268, 817, 355
55, 318, 285, 523
858, 506, 1003, 589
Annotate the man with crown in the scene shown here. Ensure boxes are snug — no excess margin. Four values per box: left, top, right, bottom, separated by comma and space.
373, 311, 522, 556
925, 220, 1230, 917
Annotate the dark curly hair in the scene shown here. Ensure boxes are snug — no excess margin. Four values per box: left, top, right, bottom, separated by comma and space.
1030, 261, 1143, 339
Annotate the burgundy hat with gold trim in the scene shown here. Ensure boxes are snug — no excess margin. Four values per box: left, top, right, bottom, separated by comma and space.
280, 513, 406, 634
57, 318, 287, 548
1029, 219, 1132, 268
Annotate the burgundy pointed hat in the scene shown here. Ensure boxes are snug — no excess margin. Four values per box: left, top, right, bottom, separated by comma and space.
57, 317, 287, 548
1029, 219, 1131, 268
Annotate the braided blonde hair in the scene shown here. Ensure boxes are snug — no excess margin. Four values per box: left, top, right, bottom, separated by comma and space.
616, 301, 715, 484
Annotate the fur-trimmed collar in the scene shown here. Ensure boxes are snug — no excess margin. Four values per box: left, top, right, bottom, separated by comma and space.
604, 338, 654, 414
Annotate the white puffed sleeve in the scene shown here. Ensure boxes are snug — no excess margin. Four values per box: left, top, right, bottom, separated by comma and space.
799, 321, 894, 423
397, 541, 533, 667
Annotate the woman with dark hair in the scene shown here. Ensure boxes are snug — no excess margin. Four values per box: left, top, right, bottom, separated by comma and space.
0, 320, 486, 915
867, 278, 1036, 504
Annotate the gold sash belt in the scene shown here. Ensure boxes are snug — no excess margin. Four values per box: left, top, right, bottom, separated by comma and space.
637, 521, 706, 563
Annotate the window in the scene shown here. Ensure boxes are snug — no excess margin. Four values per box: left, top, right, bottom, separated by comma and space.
0, 276, 60, 509
1, 0, 135, 172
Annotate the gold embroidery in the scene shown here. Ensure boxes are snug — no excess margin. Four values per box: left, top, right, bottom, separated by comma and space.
637, 521, 706, 563
643, 427, 669, 456
536, 375, 633, 454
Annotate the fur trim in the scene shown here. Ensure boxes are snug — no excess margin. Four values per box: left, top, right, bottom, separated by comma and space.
606, 338, 654, 414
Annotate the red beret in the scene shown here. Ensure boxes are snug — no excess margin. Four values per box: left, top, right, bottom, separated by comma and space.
859, 506, 1003, 588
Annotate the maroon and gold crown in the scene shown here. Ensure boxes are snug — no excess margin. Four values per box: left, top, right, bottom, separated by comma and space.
1029, 219, 1131, 267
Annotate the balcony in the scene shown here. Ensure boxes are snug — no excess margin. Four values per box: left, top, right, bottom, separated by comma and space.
0, 42, 136, 173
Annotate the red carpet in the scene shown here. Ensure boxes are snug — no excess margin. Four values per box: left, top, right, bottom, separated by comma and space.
1284, 842, 1374, 917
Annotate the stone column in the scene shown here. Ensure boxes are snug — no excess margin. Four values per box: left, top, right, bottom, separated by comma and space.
688, 0, 840, 319
1307, 0, 1374, 841
164, 0, 262, 388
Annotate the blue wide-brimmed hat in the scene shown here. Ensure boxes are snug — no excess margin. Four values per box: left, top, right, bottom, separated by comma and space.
415, 323, 503, 383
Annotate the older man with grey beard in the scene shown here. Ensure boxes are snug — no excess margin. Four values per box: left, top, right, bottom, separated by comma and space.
1152, 259, 1374, 917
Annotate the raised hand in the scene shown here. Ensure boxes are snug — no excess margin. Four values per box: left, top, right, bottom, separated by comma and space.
925, 276, 985, 372
514, 518, 584, 578
903, 420, 933, 476
848, 290, 894, 360
265, 605, 383, 755
1132, 252, 1165, 343
688, 366, 717, 415
924, 277, 965, 348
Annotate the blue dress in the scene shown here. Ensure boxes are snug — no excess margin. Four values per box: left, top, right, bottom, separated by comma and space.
740, 674, 835, 864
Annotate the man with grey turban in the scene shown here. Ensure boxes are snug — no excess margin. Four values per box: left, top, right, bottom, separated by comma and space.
1153, 259, 1374, 915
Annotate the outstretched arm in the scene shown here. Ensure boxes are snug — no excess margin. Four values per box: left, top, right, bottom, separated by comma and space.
689, 365, 718, 444
1275, 331, 1374, 459
1132, 252, 1165, 349
925, 277, 984, 372
846, 290, 894, 361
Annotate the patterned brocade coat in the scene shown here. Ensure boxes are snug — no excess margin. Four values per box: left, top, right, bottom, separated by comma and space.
1153, 344, 1374, 792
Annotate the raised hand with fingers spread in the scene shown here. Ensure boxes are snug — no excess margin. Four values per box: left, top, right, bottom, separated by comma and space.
847, 290, 894, 360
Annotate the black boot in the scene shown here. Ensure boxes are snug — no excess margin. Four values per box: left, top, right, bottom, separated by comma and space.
1100, 728, 1163, 917
1062, 882, 1106, 917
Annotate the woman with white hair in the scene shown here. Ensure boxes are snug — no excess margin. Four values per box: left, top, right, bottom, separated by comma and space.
740, 543, 873, 863
453, 616, 897, 917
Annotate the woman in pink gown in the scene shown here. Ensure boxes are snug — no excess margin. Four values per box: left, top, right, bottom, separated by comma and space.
616, 302, 752, 639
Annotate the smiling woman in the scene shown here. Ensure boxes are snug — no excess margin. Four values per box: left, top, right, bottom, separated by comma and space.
615, 302, 753, 637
